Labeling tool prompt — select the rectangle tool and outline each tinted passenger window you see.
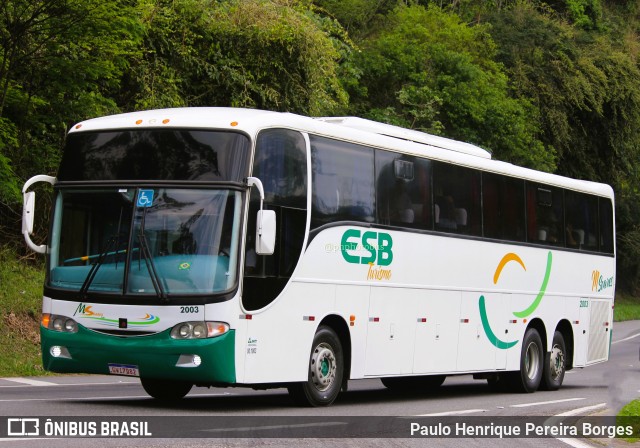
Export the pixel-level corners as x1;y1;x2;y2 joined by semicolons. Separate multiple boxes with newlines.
243;129;308;311
527;184;564;246
252;129;307;208
483;173;525;241
599;198;614;254
310;136;375;229
433;162;481;236
376;151;432;229
564;190;598;250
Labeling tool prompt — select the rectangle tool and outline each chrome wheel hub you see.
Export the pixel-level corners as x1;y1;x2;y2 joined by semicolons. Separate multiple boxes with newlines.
310;342;336;392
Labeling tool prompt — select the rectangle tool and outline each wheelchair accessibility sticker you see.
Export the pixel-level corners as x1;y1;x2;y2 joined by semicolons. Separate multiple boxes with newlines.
137;190;154;208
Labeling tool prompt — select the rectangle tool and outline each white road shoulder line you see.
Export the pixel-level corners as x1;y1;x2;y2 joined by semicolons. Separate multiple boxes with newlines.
416;409;486;417
556;403;607;417
511;397;585;408
2;378;59;387
554;403;608;448
556;438;599;448
612;332;640;344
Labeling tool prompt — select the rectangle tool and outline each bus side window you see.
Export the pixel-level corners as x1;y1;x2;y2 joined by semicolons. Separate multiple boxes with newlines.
310;136;375;228
375;151;431;229
482;173;525;242
599;198;614;254
527;183;564;246
565;190;598;250
433;162;481;236
242;129;308;311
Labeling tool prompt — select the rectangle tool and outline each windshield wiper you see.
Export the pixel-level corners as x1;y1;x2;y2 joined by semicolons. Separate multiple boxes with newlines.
137;207;168;303
79;206;126;298
79;236;117;299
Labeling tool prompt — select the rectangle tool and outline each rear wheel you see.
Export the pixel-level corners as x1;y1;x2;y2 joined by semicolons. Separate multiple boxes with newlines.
288;326;344;407
509;327;543;393
540;331;566;391
140;378;192;401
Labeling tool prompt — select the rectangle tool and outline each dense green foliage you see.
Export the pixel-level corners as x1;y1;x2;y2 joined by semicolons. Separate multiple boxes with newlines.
2;0;640;292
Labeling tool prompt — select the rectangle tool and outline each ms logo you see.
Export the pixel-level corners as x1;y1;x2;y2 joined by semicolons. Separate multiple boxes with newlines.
480;251;552;349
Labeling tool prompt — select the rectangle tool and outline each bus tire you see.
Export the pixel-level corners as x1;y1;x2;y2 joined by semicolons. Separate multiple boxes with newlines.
510;327;543;393
540;331;566;391
288;326;343;407
381;375;445;392
140;377;192;401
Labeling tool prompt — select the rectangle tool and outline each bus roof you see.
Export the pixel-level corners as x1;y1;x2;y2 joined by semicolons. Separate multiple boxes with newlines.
68;107;614;198
315;116;492;159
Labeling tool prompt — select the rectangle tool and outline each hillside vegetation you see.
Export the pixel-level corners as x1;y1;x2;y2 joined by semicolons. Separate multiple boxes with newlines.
1;1;640;376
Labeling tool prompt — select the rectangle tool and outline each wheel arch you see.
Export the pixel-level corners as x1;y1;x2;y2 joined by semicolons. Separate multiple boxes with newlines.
555;319;574;370
526;318;547;354
319;314;351;390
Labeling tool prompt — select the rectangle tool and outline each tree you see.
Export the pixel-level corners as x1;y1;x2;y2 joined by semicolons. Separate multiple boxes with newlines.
488;2;640;291
350;4;553;171
0;0;142;245
128;0;351;116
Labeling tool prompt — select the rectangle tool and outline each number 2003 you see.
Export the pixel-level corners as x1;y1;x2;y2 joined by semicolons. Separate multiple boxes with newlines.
180;306;200;314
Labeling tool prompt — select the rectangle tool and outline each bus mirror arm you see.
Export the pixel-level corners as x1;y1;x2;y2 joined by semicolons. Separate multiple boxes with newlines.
22;174;56;254
246;177;276;256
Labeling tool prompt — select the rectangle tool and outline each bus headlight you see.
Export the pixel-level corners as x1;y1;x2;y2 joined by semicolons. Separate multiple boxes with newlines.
42;314;78;333
170;321;230;340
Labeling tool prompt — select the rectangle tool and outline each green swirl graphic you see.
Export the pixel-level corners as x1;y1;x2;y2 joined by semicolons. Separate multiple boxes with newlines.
478;295;518;349
478;250;553;350
513;251;552;318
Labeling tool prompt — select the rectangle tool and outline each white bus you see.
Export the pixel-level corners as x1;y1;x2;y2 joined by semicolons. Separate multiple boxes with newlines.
22;108;615;406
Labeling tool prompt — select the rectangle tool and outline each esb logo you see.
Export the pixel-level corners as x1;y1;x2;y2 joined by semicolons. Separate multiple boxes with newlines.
340;229;393;266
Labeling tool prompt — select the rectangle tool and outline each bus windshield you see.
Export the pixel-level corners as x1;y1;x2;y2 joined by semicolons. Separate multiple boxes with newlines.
57;129;250;182
49;188;242;299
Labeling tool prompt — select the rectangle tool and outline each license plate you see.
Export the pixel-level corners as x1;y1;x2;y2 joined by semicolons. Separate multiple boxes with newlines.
108;363;140;377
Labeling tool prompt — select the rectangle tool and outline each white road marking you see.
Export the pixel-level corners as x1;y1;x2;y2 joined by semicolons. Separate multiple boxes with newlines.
204;422;347;433
556;437;599;448
612;332;640;344
0;392;231;402
511;397;585;408
416;409;486;416
1;378;59;387
0;379;138;388
553;403;608;448
555;403;607;417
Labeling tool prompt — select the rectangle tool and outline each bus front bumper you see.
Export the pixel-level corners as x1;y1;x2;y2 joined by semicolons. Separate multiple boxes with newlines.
41;325;236;384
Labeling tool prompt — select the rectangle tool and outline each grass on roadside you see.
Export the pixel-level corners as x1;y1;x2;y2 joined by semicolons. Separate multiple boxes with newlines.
0;247;46;377
618;399;640;442
614;293;640;322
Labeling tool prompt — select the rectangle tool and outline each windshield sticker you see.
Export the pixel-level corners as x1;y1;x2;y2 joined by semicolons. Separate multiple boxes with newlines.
136;189;154;208
178;262;191;270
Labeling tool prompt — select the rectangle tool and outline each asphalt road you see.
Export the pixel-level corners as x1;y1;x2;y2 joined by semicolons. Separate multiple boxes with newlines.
0;320;638;447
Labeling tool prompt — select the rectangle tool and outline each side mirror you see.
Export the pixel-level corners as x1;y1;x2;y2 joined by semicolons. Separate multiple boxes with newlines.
22;191;35;235
246;177;277;256
256;210;276;255
22;174;56;254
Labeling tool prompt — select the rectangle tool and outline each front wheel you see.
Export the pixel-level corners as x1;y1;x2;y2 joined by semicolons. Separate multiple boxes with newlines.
141;377;192;401
288;326;344;407
540;331;566;391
